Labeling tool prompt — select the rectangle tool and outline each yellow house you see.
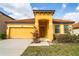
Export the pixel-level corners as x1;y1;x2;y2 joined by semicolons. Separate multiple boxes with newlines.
5;10;75;42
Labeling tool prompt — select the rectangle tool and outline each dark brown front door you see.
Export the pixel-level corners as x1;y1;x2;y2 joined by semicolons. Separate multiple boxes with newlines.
39;26;46;37
39;20;48;38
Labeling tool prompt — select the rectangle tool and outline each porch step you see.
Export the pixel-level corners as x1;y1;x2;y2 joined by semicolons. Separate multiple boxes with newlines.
39;38;48;41
30;41;50;46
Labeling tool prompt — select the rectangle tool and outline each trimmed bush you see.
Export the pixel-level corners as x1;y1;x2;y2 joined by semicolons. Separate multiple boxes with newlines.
76;34;79;42
54;34;78;43
0;32;6;39
71;34;77;43
53;26;79;43
53;34;56;40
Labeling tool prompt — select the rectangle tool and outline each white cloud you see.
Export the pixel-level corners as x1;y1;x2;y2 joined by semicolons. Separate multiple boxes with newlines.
62;4;67;8
63;12;79;22
33;7;39;10
63;5;79;22
76;5;79;11
60;4;67;12
0;3;34;19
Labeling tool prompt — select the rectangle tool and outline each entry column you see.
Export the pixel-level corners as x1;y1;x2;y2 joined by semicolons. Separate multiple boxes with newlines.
47;19;53;42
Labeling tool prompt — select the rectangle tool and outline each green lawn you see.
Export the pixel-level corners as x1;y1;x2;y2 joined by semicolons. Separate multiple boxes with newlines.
22;43;79;56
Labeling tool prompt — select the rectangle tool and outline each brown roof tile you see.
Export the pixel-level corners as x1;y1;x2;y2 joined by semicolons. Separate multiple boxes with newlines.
5;18;75;24
5;18;34;23
53;19;75;23
72;22;79;29
0;11;15;20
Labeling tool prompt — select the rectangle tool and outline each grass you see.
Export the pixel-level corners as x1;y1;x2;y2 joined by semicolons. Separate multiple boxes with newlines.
22;43;79;56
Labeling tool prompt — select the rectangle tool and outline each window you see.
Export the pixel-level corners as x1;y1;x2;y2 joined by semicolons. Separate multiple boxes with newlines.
55;25;60;33
64;25;69;33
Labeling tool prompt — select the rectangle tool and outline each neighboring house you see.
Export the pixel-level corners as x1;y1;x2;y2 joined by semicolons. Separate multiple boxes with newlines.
72;22;79;35
0;11;15;33
6;10;75;42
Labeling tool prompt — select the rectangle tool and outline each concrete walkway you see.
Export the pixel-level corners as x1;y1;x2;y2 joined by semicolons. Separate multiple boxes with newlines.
30;41;50;46
0;39;32;56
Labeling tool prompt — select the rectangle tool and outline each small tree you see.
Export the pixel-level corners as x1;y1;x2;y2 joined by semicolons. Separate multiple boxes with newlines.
32;26;41;43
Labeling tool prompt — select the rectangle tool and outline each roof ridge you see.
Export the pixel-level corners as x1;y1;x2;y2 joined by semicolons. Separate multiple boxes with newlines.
0;11;15;20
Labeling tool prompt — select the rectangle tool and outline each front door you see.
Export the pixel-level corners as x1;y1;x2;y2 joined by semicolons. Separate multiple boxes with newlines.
39;20;48;38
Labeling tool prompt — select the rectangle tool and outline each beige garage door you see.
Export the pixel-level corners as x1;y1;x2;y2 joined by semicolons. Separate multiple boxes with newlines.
9;27;33;39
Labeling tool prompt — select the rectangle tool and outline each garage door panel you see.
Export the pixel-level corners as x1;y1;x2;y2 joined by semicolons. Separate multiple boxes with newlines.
9;27;33;39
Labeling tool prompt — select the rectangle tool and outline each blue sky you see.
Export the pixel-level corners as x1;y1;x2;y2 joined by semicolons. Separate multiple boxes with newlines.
0;3;79;22
31;3;79;20
0;3;34;19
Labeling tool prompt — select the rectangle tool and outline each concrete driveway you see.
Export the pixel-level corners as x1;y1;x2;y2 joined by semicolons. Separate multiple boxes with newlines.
0;39;32;56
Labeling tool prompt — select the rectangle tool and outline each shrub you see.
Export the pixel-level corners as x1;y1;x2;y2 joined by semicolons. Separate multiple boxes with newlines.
54;34;77;43
54;34;65;43
76;34;79;42
71;34;77;43
53;26;78;43
32;30;40;43
32;26;41;43
53;34;56;40
77;34;79;38
0;32;6;39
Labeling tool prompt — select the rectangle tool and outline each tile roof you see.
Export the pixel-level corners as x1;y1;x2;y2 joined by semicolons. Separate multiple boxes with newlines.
72;22;79;29
5;18;75;24
0;11;15;20
5;18;34;23
53;19;75;23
